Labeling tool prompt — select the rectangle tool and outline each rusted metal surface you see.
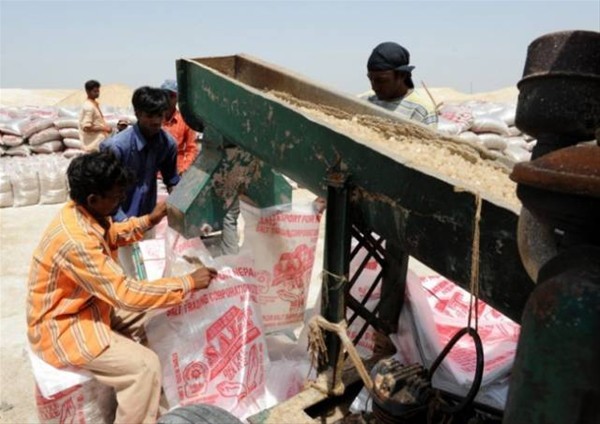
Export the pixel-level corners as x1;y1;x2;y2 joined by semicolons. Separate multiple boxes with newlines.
511;144;600;197
511;144;600;244
503;246;600;424
515;30;600;148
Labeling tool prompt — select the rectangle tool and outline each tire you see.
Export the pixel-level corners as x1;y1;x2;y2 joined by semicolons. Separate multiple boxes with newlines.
157;404;243;424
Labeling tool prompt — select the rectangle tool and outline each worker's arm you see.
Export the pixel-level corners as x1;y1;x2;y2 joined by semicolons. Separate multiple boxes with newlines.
161;133;181;191
180;127;199;173
80;104;111;133
107;202;167;248
60;237;216;312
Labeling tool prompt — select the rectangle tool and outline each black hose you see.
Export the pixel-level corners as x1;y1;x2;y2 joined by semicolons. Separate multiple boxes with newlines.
428;326;484;414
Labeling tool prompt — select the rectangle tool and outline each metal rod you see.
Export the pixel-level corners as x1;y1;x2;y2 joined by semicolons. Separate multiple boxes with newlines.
320;170;351;377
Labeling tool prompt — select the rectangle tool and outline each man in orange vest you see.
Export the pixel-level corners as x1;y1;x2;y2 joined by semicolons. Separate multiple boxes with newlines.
160;79;199;175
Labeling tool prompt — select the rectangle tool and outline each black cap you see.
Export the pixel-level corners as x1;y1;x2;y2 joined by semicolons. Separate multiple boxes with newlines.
367;42;415;73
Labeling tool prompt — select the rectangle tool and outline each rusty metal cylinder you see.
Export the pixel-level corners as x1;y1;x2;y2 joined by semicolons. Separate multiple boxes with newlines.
503;246;600;424
515;30;600;158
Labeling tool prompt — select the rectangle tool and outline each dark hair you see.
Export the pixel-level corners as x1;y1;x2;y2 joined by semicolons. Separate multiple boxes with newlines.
67;151;134;205
131;86;169;115
84;80;100;92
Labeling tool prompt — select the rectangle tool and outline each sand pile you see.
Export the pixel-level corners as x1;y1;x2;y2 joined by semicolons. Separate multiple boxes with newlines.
423;86;519;105
0;89;76;107
270;91;519;210
55;84;134;108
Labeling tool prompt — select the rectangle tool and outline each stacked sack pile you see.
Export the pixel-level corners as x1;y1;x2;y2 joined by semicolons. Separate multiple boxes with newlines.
437;100;534;164
0;105;135;208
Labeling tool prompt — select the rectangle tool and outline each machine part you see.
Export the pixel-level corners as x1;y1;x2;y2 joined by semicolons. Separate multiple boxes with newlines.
429;327;484;415
503;246;600;424
515;30;600;152
511;144;600;198
371;358;431;422
321;170;352;380
167;143;292;238
516;207;557;282
176;53;534;323
511;144;600;246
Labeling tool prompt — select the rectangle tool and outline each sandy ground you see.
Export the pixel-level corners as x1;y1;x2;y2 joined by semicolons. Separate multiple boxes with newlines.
0;202;63;424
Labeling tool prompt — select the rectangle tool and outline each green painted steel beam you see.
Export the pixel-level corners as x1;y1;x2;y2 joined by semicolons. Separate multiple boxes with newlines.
174;54;534;323
167;139;291;237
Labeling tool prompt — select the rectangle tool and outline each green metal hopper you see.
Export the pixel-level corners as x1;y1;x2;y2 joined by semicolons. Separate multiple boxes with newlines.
167;53;533;326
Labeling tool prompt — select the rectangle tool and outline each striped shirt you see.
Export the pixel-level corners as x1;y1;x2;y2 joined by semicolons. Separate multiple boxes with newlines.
362;89;438;127
27;201;194;368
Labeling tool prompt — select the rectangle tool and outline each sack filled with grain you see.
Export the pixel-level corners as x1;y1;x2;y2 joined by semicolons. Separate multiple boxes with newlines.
29;127;62;146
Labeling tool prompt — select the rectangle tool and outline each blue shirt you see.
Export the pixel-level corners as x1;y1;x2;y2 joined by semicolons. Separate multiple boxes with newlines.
100;124;180;221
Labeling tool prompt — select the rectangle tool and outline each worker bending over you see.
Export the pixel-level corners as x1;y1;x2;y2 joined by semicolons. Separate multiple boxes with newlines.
26;151;217;424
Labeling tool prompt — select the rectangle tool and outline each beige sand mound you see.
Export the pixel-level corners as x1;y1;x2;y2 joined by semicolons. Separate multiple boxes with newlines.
55;83;134;108
419;86;519;105
0;89;77;107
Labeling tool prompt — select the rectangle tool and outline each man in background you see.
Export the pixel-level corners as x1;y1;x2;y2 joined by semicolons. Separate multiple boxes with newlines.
160;79;199;175
101;86;180;276
79;80;112;151
362;42;438;127
26;151;216;424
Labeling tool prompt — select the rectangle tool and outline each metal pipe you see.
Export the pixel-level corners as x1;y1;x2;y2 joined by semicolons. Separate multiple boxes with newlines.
321;170;351;377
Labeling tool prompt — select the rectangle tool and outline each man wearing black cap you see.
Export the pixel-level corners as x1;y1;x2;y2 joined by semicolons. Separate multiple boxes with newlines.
362;42;438;127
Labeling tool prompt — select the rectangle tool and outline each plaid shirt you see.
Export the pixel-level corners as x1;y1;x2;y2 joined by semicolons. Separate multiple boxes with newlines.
27;201;193;367
362;89;439;127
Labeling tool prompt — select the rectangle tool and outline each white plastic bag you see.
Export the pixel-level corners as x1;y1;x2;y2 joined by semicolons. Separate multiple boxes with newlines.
390;272;520;409
146;254;269;418
240;201;321;332
39;158;67;204
35;382;116;424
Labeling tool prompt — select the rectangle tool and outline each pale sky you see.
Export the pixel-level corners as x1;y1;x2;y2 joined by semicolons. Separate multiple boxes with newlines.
1;0;598;95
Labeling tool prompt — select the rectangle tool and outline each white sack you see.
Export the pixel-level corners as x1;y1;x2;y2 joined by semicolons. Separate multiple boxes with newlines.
1;134;24;147
58;128;80;139
31;140;64;154
29;127;62;146
54;118;79;129
11;165;39;206
477;133;508;151
471;116;510;136
20;118;55;139
147;254;269;419
240;201;321;332
63;138;84;149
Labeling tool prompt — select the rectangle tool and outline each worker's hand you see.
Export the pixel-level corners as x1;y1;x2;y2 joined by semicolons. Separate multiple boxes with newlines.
190;266;218;290
104;125;113;133
313;196;326;215
148;201;167;227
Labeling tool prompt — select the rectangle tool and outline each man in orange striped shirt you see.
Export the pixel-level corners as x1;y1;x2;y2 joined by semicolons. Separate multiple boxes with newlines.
161;79;199;175
26;151;217;424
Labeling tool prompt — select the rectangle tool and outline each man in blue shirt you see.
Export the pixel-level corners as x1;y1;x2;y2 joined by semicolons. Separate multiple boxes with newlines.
101;86;180;222
101;86;180;277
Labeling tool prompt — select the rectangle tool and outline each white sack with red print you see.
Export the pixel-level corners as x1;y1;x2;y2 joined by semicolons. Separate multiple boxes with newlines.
390;272;520;409
145;255;268;419
240;201;321;333
35;382;116;424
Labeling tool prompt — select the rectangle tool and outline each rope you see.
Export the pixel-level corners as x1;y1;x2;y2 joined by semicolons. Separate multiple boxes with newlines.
467;194;482;331
320;269;348;309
